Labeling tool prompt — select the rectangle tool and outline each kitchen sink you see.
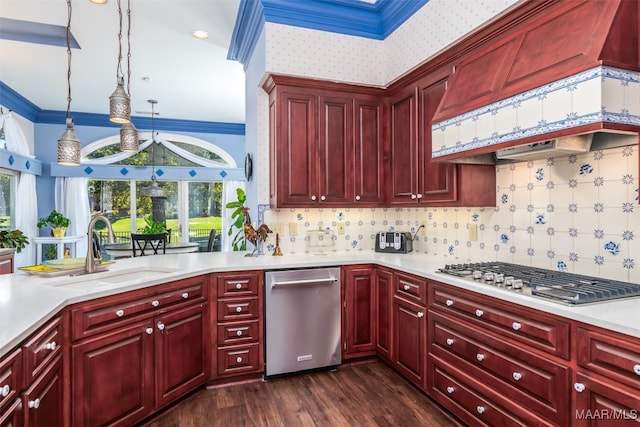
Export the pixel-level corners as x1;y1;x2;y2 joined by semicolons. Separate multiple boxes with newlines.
45;267;179;289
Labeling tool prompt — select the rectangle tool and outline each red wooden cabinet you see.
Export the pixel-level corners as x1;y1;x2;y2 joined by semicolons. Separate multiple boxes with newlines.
0;250;14;275
375;268;393;362
22;355;63;427
342;266;376;359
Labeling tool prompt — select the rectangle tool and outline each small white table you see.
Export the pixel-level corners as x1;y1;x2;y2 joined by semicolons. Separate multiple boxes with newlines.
32;235;84;264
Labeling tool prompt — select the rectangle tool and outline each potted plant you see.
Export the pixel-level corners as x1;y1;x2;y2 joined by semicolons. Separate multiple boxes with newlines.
141;215;167;235
37;210;71;237
0;228;29;254
225;188;246;251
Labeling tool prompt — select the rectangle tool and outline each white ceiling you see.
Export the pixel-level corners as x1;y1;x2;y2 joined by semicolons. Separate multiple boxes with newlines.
0;0;245;123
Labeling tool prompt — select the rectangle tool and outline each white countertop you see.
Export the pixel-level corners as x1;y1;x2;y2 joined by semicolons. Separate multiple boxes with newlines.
2;251;639;358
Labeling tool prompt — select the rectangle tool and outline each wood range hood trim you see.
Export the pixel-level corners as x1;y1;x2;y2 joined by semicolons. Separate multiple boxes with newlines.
429;0;640;160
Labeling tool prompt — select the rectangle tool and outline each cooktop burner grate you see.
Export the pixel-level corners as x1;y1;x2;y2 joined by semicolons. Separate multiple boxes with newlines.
438;262;640;304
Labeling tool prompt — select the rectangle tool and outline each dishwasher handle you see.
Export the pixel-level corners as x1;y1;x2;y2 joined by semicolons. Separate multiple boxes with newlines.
271;277;337;288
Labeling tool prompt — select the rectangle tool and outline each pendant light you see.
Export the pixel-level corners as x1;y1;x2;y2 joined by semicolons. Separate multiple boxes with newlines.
141;100;165;198
57;0;81;166
109;0;131;124
119;0;138;152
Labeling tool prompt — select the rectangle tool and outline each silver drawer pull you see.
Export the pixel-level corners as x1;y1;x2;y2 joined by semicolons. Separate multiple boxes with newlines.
235;306;242;313
445;299;453;307
45;341;57;351
446;386;454;394
633;364;640;376
28;398;40;409
236;330;243;336
512;322;522;331
476;353;485;362
116;309;124;317
417;312;424;318
512;372;522;381
145;328;153;335
476;406;485;414
157;322;165;331
475;309;484;317
446;338;454;346
151;300;159;307
574;382;585;393
182;292;189;299
403;284;410;291
235;283;242;290
236;356;243;363
355;195;361;201
1;385;10;397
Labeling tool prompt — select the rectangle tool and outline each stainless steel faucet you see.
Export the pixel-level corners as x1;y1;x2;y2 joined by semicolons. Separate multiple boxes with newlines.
85;214;115;274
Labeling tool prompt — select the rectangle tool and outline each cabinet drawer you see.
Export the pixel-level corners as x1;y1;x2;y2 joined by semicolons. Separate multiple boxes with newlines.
217;298;259;322
217;321;260;346
22;316;62;384
430;311;570;425
577;326;640;390
71;276;206;340
429;356;556;427
430;283;570;359
217;343;261;376
216;271;261;298
0;348;21;412
395;272;427;304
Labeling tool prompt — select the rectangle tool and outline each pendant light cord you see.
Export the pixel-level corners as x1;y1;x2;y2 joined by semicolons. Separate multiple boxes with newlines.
150;100;157;176
116;0;124;80
65;0;72;120
126;0;132;96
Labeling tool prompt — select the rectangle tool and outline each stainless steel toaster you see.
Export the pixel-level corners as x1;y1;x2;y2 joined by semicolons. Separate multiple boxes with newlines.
375;231;413;254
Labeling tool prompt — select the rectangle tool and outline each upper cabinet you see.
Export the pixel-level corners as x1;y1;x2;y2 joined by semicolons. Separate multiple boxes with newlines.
388;71;496;207
264;75;384;208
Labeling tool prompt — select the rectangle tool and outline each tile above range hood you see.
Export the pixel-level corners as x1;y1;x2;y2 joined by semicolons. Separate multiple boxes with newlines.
431;0;640;162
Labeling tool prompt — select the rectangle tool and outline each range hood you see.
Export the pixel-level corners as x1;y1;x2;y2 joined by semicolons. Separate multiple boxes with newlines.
431;0;640;162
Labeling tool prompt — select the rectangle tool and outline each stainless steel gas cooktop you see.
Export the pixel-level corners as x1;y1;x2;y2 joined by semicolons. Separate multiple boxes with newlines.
437;262;640;305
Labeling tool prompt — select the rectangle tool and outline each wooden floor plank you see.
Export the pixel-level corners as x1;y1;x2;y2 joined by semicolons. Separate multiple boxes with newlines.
141;361;457;427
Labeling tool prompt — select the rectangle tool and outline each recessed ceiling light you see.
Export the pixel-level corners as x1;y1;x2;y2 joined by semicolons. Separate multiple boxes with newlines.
191;29;209;40
89;0;108;4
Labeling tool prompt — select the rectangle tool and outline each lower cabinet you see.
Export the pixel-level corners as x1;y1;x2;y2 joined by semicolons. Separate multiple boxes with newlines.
343;266;376;359
22;355;64;427
375;268;393;362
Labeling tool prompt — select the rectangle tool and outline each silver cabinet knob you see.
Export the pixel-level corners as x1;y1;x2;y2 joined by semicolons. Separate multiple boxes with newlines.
311;195;317;201
236;330;243;336
411;194;417;200
417;312;424;318
446;338;454;346
416;193;423;199
45;341;57;351
145;328;153;335
28;398;40;409
574;383;585;393
235;306;242;313
446;386;454;394
1;384;10;397
355;195;361;201
157;322;165;331
633;364;640;376
476;353;485;362
512;322;522;331
116;309;124;317
236;356;243;363
512;372;522;381
403;284;410;291
320;195;326;201
151;300;159;307
475;309;484;317
445;299;454;307
182;292;189;299
235;283;242;290
476;406;485;414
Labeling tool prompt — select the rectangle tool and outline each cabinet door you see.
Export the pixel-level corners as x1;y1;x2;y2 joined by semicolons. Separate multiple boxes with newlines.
155;303;207;408
393;296;426;388
22;356;63;427
573;371;640;427
376;269;393;361
388;88;419;205
418;78;458;204
275;90;318;206
343;266;376;358
72;321;154;427
318;94;351;204
0;252;13;275
0;398;22;427
353;97;384;205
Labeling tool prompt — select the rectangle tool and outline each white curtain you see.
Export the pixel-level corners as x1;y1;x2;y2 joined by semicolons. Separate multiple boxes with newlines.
221;180;246;252
55;177;90;256
0;113;38;268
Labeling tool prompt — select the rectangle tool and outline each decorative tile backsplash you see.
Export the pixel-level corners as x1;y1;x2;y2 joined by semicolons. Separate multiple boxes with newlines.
261;145;639;284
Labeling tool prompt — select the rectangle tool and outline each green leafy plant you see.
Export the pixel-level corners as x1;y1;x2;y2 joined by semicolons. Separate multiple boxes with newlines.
141;215;167;235
37;210;71;229
0;229;29;253
225;188;246;251
44;244;57;260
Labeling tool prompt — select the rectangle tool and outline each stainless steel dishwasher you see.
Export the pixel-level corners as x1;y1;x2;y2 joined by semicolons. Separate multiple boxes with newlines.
265;267;341;377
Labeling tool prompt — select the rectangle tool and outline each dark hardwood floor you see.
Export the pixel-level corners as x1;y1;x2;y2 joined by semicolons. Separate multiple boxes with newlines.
141;361;458;427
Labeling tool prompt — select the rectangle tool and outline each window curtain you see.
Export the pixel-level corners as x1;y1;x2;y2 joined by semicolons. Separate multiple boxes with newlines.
221;180;246;252
55;177;90;256
0;112;37;268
